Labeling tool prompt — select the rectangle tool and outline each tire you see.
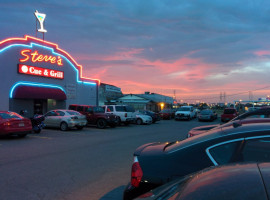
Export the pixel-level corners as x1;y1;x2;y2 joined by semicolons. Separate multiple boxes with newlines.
116;117;121;126
17;134;27;138
136;118;143;125
76;126;84;130
34;128;41;133
110;124;116;128
97;119;107;129
124;121;130;126
60;122;69;131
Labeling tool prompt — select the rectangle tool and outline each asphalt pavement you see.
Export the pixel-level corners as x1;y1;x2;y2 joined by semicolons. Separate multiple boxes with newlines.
0;118;219;200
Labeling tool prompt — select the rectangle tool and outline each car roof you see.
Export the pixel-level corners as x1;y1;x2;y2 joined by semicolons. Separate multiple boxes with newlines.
177;163;268;200
166;123;270;153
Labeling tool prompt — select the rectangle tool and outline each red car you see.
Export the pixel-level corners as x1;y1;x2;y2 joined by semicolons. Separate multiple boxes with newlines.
0;111;32;137
221;108;238;122
187;117;270;137
159;109;175;120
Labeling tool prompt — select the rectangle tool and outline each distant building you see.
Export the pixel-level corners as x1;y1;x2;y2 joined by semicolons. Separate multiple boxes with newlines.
111;92;174;112
98;83;123;105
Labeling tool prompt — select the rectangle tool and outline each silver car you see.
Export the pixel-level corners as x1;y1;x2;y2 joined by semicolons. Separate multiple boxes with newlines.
44;109;87;131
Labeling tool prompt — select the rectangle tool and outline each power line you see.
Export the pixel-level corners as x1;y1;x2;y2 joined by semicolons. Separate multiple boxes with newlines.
180;85;270;101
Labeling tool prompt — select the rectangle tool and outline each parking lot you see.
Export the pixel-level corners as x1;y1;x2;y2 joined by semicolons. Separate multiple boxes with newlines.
0;118;218;200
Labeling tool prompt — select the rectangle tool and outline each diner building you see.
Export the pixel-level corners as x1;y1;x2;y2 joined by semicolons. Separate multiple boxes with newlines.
0;35;99;117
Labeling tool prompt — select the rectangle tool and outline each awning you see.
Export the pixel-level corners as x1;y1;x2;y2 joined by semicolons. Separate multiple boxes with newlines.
12;85;67;100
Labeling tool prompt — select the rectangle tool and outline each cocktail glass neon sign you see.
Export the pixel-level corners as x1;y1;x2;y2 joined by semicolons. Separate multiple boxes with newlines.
34;10;47;33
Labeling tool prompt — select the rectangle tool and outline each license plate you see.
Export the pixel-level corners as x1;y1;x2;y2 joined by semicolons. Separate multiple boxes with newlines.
19;123;24;127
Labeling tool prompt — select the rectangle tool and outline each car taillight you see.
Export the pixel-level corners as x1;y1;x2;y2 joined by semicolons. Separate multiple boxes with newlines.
125;113;127;117
131;156;143;187
3;122;11;126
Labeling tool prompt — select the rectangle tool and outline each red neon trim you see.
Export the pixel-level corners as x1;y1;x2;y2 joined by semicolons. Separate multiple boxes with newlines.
0;35;100;85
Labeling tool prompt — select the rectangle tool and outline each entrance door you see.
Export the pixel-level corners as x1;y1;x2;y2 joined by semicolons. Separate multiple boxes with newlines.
34;100;45;115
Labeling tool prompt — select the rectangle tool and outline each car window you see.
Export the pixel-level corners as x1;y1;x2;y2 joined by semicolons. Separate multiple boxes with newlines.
93;106;105;113
56;111;65;116
87;107;93;112
77;106;84;112
242;137;270;162
45;111;57;117
116;106;125;112
66;111;81;115
0;112;23;119
178;107;191;111
224;109;236;114
125;106;135;112
107;106;114;112
69;105;76;110
208;141;241;165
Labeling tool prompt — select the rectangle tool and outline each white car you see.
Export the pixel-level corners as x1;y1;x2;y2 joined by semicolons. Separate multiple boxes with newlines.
175;106;196;120
133;111;152;125
103;105;136;125
44;109;87;131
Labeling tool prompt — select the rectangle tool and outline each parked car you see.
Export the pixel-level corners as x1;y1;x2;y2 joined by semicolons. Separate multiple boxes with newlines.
197;109;217;121
175;106;196;120
123;122;270;199
233;106;270;120
133;111;152;125
0;111;32;137
187;117;270;138
103;105;135;125
44;109;87;131
137;110;160;123
136;163;270;200
68;104;118;129
159;109;175;120
187;124;219;138
221;108;238;122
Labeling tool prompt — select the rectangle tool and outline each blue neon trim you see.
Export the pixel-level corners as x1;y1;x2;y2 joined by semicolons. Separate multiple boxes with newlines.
10;81;66;98
0;43;96;86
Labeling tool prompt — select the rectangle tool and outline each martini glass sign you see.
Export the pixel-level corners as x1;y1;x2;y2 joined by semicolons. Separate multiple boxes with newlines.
34;10;47;33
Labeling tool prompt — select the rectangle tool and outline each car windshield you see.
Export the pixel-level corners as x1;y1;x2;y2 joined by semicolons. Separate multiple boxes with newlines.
178;107;191;111
0;112;23;119
66;111;81;115
201;110;212;114
224;109;236;114
93;106;105;113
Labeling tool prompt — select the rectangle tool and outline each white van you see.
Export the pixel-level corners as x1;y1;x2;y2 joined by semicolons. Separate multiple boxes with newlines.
175;106;196;120
103;105;135;125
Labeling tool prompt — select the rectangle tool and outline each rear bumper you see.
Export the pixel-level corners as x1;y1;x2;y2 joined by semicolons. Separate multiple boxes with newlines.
123;182;158;200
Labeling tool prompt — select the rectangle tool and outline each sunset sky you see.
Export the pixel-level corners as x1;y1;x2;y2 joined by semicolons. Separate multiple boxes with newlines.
1;0;270;103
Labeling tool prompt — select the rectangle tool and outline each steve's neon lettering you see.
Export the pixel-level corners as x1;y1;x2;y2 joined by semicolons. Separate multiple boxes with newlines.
19;49;63;66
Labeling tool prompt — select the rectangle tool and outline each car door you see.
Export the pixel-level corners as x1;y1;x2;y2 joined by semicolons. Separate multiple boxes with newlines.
44;111;58;127
55;111;65;127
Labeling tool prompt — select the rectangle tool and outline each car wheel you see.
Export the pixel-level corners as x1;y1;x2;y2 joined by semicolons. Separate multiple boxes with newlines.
188;116;191;120
110;124;116;128
97;119;107;129
76;126;84;130
116;117;121;126
17;134;27;138
60;122;69;131
124;121;130;126
136;118;143;125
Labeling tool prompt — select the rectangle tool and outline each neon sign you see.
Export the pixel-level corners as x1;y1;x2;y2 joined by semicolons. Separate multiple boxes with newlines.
18;64;64;79
19;49;63;66
34;10;47;33
0;35;100;85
